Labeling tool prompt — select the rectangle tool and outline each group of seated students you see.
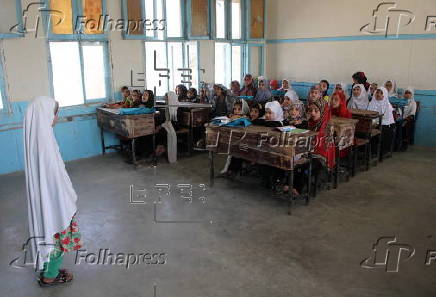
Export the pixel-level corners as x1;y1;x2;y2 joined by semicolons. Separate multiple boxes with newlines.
102;71;417;193
208;72;418;196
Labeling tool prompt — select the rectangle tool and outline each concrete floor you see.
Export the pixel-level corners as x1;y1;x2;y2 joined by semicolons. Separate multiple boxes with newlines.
1;147;436;297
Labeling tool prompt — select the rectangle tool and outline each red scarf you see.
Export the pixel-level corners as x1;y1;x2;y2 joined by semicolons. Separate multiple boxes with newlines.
331;91;352;119
308;99;336;169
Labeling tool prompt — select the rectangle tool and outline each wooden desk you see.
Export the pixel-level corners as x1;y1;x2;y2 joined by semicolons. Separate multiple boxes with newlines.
96;108;156;167
206;124;317;214
328;117;359;188
350;109;383;167
180;103;212;154
156;102;212;154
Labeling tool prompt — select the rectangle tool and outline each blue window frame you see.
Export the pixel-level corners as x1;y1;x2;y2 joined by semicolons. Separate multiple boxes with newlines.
48;40;111;106
0;47;8;111
0;0;24;39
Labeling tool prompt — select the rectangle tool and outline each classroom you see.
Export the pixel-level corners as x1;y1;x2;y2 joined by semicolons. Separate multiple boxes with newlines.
0;0;435;296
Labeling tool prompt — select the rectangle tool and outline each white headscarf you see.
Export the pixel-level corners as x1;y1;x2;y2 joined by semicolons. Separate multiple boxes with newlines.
403;87;417;118
167;91;179;121
24;96;78;270
348;84;369;110
163;91;178;163
385;80;398;97
336;83;348;93
367;87;395;125
265;101;284;122
284;90;299;102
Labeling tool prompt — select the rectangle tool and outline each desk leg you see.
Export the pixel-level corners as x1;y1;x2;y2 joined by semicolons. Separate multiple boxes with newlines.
378;130;383;163
100;127;106;155
287;170;294;215
189;126;193;156
378;117;383;163
152;131;157;167
209;151;215;187
306;155;312;205
334;147;339;189
131;138;137;167
347;148;352;181
352;146;357;177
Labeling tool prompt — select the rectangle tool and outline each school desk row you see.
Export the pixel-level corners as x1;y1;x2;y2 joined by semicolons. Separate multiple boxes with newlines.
96;104;384;214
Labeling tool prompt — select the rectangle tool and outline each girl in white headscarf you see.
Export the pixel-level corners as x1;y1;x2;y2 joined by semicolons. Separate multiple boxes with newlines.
264;101;284;126
385;80;398;98
347;84;369;110
24;96;81;286
282;90;305;122
334;83;348;94
401;87;418;150
367;87;395;155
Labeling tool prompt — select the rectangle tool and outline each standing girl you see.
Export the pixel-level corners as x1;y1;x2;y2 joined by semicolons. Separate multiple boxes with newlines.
24;96;82;286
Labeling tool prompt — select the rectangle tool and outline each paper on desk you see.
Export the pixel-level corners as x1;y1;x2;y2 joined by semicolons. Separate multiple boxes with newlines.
275;126;310;134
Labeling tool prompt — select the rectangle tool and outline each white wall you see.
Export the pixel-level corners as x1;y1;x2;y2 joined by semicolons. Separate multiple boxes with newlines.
265;0;436;89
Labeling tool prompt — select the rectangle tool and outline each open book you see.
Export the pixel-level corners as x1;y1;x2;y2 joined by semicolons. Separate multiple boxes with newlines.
275;126;310;134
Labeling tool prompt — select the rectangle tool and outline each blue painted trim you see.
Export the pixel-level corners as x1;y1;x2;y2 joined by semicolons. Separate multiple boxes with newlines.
0;47;10;113
0;0;24;39
267;34;436;44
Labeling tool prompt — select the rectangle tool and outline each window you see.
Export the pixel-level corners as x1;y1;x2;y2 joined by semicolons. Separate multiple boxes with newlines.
215;42;242;87
49;42;108;106
231;0;242;39
145;41;199;97
248;45;263;77
165;0;183;38
231;45;242;82
216;0;226;39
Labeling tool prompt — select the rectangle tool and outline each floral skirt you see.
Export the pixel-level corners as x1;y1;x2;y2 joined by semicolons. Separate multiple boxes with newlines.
51;215;83;257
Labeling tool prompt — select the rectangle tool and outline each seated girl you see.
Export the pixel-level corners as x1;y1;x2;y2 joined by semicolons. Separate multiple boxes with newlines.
230;81;241;97
254;77;272;103
176;84;189;102
263;101;284;127
368;83;378;101
347;84;369;110
249;102;265;125
130;90;142;107
307;85;322;104
229;100;250;120
199;87;210;104
282;91;305;122
285;104;307;128
331;91;352;118
334;83;348;94
104;86;132;108
139;90;154;108
385;80;398;98
319;79;330;101
211;84;234;118
401;87;417;150
330;91;352;158
187;88;198;103
279;79;291;92
367;87;395;156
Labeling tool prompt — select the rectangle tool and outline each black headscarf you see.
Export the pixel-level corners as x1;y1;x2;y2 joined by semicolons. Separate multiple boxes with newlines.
176;84;188;102
142;90;155;108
